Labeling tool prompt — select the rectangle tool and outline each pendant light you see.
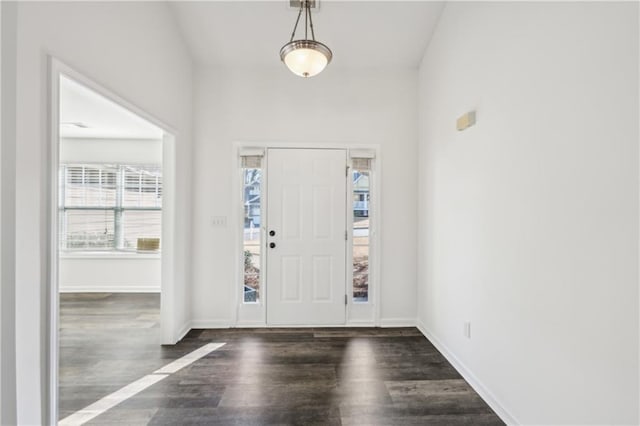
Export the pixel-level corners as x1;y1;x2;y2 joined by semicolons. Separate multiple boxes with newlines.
280;0;332;78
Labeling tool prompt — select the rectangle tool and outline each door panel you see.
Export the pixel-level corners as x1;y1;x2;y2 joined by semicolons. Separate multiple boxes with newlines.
311;255;335;302
281;256;302;302
267;149;347;325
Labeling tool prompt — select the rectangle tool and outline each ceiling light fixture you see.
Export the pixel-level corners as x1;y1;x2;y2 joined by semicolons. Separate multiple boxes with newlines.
280;0;332;78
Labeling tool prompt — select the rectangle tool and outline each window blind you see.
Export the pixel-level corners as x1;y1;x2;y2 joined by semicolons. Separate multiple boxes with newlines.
241;156;262;169
350;149;375;171
352;158;372;171
240;147;265;169
60;163;162;252
123;165;162;208
64;165;118;207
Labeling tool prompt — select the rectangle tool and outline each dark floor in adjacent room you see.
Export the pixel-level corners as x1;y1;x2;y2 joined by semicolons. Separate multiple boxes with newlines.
59;293;504;425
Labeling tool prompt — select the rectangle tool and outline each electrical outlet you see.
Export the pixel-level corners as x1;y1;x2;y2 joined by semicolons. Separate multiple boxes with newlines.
211;216;227;227
463;322;471;339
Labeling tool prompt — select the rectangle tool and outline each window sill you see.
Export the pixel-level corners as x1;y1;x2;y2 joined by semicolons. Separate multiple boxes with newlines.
60;251;161;260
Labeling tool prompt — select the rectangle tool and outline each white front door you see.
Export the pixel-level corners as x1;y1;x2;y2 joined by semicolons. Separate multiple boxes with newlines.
266;148;347;325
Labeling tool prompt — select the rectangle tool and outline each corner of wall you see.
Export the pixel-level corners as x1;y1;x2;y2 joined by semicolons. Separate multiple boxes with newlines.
415;320;518;425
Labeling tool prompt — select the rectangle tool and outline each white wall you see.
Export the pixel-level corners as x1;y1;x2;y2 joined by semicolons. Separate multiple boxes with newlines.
60;137;162;164
15;2;193;424
417;2;639;424
59;255;160;293
0;2;18;424
191;66;418;327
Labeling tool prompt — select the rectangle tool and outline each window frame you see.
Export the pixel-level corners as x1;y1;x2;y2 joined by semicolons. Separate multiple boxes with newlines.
59;163;162;254
240;166;264;304
350;166;373;305
238;150;266;306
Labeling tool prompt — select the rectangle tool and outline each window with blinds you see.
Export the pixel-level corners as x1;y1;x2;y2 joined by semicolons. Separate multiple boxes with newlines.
59;164;162;252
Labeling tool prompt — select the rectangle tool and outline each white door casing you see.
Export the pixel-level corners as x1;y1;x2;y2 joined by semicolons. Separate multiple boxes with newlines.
266;148;347;325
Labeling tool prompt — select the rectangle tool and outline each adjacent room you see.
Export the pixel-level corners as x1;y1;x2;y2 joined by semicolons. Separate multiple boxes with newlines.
56;75;167;420
0;1;638;425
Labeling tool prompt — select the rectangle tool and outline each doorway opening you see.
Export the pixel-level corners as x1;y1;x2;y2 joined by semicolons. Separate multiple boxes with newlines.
49;60;178;423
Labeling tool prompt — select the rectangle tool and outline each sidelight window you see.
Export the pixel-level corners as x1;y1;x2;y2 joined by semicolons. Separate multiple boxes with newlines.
241;154;263;303
352;157;372;303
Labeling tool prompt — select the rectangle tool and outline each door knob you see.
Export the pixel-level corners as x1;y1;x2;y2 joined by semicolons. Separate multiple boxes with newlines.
269;242;276;249
269;230;276;236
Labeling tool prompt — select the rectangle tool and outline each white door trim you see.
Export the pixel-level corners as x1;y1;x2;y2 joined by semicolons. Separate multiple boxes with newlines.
232;141;382;328
47;57;179;423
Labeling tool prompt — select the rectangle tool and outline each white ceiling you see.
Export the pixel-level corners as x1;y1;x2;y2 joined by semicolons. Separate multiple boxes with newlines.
170;1;445;69
60;2;443;139
60;76;163;139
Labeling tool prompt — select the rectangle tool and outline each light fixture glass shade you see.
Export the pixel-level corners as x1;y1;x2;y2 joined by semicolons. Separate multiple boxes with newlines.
280;40;332;78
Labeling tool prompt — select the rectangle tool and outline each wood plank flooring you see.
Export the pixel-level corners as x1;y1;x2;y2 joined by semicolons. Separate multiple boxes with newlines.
59;293;504;425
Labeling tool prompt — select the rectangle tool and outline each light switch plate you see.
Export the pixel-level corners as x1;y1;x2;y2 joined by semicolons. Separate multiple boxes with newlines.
212;216;227;227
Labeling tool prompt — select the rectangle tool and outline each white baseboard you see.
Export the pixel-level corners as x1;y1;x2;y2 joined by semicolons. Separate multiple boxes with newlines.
189;319;233;329
176;321;192;343
235;322;381;328
186;317;419;329
378;318;416;327
235;322;267;328
345;321;376;327
192;320;401;328
59;286;160;293
416;320;518;425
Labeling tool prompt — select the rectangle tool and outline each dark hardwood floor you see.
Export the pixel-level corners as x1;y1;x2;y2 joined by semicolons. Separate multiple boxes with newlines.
59;293;504;425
